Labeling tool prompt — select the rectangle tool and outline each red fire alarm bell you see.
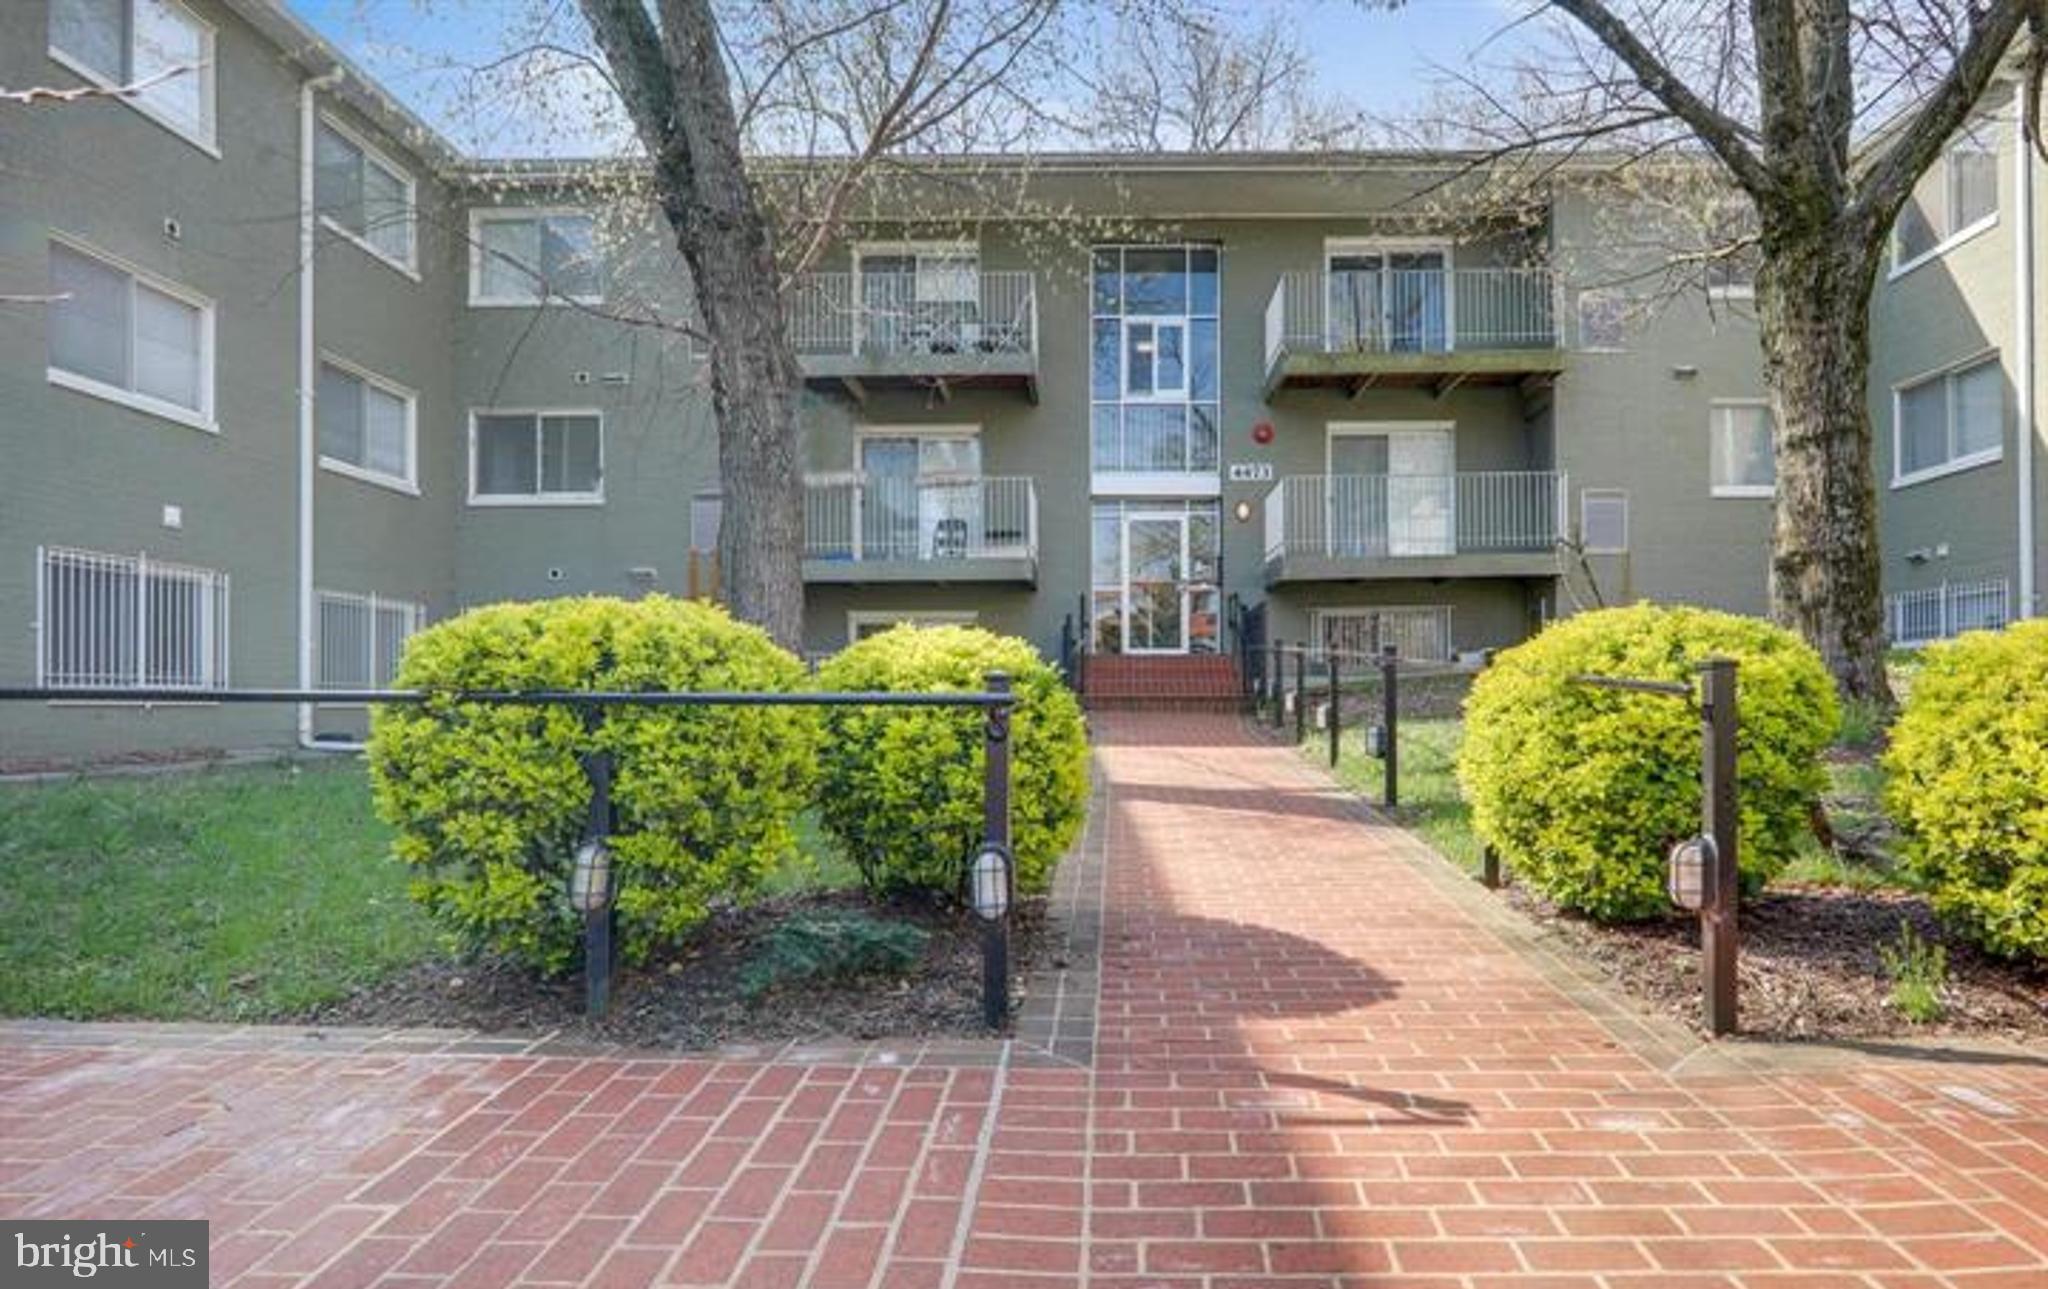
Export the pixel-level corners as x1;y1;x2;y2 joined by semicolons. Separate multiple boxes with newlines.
1252;420;1274;445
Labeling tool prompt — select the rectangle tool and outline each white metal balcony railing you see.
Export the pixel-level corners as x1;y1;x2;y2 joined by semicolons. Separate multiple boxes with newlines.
1263;472;1566;564
1886;577;2011;645
1263;268;1557;367
789;271;1037;359
804;476;1038;564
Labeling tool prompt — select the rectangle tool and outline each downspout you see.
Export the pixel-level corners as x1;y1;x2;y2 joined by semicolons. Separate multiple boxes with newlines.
2018;89;2038;620
299;68;345;748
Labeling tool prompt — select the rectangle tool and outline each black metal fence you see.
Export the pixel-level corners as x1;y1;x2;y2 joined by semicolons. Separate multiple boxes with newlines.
0;679;1021;1026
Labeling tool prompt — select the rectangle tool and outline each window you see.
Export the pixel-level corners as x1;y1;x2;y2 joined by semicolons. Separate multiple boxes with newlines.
1580;490;1629;553
1575;289;1628;351
1887;578;2010;645
49;0;215;150
471;210;602;305
1894;120;1999;270
47;238;213;429
1710;401;1775;497
470;411;603;503
1090;246;1220;474
847;610;977;643
1310;606;1453;663
1895;355;2003;485
37;545;229;690
318;359;415;490
852;243;987;353
317;590;425;690
316;119;415;272
1324;241;1451;352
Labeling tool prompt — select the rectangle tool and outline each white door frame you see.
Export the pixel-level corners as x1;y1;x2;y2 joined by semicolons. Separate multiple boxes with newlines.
1120;510;1190;655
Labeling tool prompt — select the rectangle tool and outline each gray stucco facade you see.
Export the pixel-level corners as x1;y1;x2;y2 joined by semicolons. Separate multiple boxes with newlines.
9;0;1992;769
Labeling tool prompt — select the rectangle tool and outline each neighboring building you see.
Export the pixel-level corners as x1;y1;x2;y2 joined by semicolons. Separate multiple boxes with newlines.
0;0;1837;768
1868;78;2041;645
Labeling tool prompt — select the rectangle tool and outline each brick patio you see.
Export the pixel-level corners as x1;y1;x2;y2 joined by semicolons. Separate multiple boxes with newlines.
4;711;2048;1287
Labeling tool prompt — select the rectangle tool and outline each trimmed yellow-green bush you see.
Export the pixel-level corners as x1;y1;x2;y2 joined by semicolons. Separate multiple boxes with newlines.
813;625;1087;899
1884;620;2048;960
367;596;817;973
1458;604;1838;922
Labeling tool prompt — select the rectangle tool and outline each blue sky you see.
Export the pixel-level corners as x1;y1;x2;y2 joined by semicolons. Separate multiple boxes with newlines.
292;0;1540;156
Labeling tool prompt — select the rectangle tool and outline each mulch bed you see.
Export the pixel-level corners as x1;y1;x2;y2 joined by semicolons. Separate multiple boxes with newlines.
1506;883;2048;1042
299;891;1049;1051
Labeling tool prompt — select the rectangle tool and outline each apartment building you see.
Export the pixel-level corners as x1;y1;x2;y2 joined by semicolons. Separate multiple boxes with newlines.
1869;79;2043;645
4;0;1795;766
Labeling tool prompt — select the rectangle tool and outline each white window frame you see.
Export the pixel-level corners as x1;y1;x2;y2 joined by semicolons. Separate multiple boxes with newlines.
467;207;604;307
847;609;977;644
1120;316;1192;402
1890;126;2001;279
47;0;219;156
1891;350;2006;488
1709;398;1775;499
1580;489;1630;554
467;408;606;506
46;232;217;433
318;353;419;494
316;114;419;278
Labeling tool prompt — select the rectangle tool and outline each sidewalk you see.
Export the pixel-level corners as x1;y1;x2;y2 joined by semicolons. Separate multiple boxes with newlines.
2;711;2045;1287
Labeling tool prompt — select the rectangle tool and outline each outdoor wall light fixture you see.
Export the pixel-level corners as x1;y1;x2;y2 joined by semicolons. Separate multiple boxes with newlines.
1233;499;1253;523
970;844;1012;921
570;837;613;913
1666;834;1717;912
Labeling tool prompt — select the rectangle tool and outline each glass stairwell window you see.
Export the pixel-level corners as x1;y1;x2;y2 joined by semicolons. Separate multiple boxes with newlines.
1091;246;1220;475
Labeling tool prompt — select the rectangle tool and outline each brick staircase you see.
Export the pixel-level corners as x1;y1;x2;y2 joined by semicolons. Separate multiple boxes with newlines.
1080;654;1245;711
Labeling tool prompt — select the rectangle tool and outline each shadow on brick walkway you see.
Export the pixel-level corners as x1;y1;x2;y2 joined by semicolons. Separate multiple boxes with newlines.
4;711;2047;1287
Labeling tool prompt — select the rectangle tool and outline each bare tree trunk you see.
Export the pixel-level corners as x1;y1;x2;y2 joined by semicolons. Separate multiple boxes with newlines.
582;0;806;650
1756;220;1895;706
651;148;806;650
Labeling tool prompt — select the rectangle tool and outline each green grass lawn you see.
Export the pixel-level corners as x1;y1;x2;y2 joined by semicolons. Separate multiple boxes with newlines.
0;760;433;1020
1321;718;1488;876
0;761;857;1021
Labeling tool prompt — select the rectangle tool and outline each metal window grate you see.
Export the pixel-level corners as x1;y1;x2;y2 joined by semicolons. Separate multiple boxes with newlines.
36;545;230;690
1309;605;1454;662
316;590;426;689
1886;577;2009;645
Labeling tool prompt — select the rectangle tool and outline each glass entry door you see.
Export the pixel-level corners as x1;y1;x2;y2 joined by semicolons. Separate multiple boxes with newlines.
1122;513;1188;654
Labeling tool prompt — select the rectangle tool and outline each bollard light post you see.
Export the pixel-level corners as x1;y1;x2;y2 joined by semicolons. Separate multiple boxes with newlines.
1293;643;1307;744
574;708;618;1019
977;671;1014;1029
1326;647;1342;768
1698;658;1740;1036
1380;644;1399;809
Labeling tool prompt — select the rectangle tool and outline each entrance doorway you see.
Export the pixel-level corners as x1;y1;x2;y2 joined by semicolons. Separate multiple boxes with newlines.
1116;510;1220;655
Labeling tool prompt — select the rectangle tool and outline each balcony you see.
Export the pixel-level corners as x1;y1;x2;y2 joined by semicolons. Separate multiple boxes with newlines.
1262;472;1565;583
1262;268;1564;397
803;476;1038;584
790;270;1039;402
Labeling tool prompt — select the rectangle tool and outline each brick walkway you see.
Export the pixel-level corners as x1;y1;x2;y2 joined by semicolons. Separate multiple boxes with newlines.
5;712;2048;1287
